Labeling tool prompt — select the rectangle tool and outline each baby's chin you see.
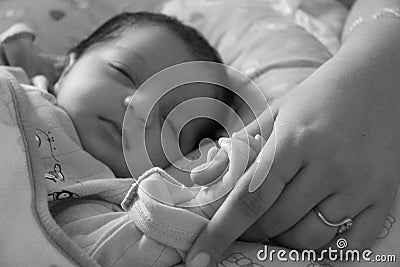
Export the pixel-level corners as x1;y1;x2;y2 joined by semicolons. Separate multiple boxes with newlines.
77;132;129;178
123;154;169;179
90;149;131;178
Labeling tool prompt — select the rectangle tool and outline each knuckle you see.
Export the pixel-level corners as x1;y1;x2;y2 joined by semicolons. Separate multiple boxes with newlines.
291;124;317;149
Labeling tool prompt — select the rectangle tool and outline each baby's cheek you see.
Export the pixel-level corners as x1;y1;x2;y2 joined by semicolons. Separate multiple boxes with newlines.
122;118;152;177
122;116;178;176
157;121;181;166
123;139;152;177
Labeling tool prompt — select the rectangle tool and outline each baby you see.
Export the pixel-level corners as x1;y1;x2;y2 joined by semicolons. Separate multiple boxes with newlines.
1;12;244;266
54;12;231;179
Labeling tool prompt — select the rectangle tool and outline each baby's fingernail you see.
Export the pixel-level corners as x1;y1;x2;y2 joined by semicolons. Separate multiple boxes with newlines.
188;252;210;267
255;134;266;146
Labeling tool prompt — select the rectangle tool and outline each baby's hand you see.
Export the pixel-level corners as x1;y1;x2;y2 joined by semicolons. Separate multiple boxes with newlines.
190;134;265;186
190;145;229;186
187;134;265;219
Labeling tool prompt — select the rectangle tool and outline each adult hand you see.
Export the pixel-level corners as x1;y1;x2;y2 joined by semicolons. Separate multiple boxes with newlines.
185;45;400;267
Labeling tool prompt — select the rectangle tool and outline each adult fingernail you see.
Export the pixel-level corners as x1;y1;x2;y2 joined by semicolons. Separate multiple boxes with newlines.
188;252;210;267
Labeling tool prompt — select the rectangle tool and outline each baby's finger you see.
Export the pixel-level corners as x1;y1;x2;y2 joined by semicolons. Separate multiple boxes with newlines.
31;75;49;92
191;133;264;186
233;133;264;154
206;146;218;162
191;149;229;185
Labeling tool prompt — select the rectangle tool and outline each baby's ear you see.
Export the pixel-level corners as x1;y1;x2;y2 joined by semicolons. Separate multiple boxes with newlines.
53;53;76;93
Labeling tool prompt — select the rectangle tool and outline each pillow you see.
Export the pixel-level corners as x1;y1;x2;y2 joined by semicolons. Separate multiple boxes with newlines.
0;0;167;55
162;0;347;130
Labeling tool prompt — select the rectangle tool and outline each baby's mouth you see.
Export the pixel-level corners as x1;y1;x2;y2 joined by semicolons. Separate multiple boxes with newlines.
113;120;123;135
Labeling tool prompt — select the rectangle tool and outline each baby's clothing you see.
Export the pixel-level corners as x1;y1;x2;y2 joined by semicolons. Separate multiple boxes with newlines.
52;136;257;267
5;69;175;266
0;61;259;266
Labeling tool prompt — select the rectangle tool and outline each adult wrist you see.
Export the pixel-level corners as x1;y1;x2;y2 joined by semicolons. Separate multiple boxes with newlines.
343;7;400;40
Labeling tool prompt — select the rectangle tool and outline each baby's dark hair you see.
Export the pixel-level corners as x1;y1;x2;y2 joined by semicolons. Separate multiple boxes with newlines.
69;12;222;64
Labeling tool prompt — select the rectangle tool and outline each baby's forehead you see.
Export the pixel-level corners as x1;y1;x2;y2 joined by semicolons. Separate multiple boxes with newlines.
116;26;196;64
118;25;187;48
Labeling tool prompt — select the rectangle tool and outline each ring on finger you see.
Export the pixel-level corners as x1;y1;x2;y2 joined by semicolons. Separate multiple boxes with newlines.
313;207;353;234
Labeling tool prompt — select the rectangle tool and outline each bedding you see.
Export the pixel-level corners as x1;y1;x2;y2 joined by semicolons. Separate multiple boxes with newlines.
162;0;347;131
0;68;97;267
1;0;400;266
0;0;166;54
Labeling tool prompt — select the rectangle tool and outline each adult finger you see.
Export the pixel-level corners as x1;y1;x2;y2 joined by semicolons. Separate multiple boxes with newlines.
241;164;333;241
270;207;337;250
270;184;379;250
316;204;390;266
237;100;277;138
270;193;365;250
326;203;392;251
185;128;303;267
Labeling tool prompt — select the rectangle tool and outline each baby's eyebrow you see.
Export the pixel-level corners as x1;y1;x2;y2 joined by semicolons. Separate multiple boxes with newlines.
132;52;148;64
129;52;148;66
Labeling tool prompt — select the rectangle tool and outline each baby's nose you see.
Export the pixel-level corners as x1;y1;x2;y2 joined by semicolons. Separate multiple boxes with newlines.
123;94;158;127
123;95;133;108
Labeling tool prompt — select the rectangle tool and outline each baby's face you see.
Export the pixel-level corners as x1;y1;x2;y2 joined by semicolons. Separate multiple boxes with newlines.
55;26;223;177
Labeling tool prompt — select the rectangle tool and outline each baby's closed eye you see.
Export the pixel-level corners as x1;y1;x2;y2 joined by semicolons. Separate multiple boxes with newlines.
108;61;137;87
